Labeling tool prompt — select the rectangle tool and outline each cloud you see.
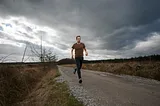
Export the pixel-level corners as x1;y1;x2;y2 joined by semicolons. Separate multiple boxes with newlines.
99;19;160;50
0;0;160;61
132;32;160;55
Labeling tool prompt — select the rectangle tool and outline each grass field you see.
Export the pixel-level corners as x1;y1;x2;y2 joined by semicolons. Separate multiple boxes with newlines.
62;61;160;81
0;63;83;106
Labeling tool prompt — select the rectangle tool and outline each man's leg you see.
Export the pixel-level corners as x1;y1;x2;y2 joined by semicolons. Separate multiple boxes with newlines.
79;57;83;69
76;57;83;83
78;57;83;83
74;58;78;74
73;67;77;74
75;57;81;79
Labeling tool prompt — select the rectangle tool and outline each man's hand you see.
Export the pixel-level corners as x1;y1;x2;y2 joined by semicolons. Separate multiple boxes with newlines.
84;48;88;56
85;52;88;56
71;55;74;59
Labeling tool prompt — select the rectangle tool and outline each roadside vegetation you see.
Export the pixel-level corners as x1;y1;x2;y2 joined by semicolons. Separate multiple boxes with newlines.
62;61;160;81
0;63;83;106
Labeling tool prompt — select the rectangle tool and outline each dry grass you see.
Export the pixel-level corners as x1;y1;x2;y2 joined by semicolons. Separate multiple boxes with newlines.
0;63;83;106
16;66;57;106
45;70;84;106
0;63;53;106
62;61;160;81
18;65;83;106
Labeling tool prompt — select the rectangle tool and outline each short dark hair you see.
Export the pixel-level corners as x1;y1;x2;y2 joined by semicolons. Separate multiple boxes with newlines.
76;35;81;39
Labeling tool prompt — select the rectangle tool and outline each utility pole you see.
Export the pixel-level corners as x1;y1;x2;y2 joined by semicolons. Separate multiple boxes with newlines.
41;34;43;62
22;44;27;62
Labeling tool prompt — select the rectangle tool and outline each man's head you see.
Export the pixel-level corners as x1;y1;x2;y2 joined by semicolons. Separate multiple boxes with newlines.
76;35;81;43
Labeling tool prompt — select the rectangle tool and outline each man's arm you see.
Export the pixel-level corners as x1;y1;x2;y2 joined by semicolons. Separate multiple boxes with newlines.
71;44;75;59
83;48;88;56
83;43;88;56
71;48;74;59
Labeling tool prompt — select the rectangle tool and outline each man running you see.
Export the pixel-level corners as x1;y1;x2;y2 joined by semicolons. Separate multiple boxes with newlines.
71;35;88;83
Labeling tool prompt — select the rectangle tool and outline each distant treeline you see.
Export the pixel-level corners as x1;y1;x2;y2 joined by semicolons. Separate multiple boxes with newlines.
57;54;160;65
0;61;57;65
83;54;160;63
2;54;159;65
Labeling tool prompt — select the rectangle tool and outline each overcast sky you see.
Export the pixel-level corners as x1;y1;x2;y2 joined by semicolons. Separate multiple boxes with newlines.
0;0;160;62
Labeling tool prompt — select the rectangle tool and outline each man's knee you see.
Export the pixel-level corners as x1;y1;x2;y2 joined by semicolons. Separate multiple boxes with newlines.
77;66;81;69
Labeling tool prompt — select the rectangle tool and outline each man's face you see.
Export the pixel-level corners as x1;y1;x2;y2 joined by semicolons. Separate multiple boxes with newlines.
76;37;81;42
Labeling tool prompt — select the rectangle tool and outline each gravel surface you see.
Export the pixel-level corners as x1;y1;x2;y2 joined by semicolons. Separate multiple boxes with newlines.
57;65;160;106
56;66;101;106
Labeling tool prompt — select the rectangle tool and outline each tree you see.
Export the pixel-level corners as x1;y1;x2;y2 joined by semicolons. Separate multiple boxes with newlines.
43;48;58;62
30;44;58;62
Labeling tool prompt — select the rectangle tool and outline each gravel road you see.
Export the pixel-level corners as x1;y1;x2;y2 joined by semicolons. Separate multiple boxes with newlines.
57;65;160;106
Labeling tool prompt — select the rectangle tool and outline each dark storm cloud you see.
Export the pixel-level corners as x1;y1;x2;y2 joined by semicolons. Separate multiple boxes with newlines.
1;0;160;33
130;0;160;26
100;19;160;50
27;0;44;3
0;0;160;60
1;0;160;27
